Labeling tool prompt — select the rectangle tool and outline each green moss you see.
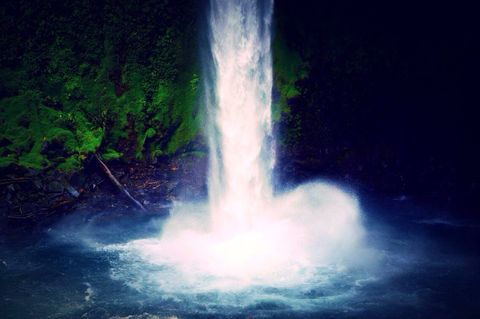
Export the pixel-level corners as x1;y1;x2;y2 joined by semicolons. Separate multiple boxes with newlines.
17;140;49;169
0;92;41;167
145;127;156;139
77;128;103;154
101;148;123;161
0;155;15;168
151;81;173;127
150;146;165;158
0;0;201;170
272;34;308;121
0;90;106;171
152;83;171;110
0;68;27;96
57;155;81;172
164;73;201;155
45;128;77;152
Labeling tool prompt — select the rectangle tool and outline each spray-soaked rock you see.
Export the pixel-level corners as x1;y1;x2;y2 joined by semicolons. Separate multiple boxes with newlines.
47;181;64;193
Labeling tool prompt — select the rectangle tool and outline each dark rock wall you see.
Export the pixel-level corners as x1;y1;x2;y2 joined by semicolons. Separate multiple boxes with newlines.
274;0;480;217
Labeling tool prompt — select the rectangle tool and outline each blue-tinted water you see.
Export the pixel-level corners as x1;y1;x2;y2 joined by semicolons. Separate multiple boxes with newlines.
1;195;479;319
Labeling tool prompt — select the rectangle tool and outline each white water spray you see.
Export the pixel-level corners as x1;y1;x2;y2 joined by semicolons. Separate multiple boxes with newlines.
103;0;368;295
207;0;274;233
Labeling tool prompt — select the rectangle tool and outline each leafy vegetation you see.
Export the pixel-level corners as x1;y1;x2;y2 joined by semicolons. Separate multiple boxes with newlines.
271;32;307;122
0;0;202;172
271;10;310;149
0;0;307;173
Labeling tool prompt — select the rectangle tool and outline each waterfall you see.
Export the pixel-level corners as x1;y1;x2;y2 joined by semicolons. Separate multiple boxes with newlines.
106;0;366;293
205;0;274;232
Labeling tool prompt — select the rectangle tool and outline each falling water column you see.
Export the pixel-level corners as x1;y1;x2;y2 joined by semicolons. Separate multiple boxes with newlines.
206;0;275;232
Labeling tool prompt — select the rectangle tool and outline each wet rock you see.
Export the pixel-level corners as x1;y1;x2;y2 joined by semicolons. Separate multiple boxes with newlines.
22;203;37;214
65;185;80;198
33;179;43;190
4;192;12;203
69;172;85;189
47;181;64;193
27;168;40;176
6;184;15;193
166;181;179;193
88;174;105;192
0;205;8;218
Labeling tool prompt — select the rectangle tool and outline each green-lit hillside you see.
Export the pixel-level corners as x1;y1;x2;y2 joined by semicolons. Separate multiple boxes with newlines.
0;0;304;173
0;0;204;171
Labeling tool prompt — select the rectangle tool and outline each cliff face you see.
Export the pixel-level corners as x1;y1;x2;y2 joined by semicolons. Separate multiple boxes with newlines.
273;0;479;216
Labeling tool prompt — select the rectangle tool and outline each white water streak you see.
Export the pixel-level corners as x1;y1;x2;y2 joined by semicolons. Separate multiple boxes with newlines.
206;0;274;232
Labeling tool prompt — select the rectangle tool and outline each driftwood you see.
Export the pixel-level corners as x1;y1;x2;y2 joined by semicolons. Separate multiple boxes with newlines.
94;154;146;211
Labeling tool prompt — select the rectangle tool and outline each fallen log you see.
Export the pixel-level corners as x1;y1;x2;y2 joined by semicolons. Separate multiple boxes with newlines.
94;154;147;211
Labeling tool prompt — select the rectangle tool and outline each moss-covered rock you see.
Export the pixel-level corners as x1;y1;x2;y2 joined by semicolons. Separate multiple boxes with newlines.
0;0;202;172
272;33;307;122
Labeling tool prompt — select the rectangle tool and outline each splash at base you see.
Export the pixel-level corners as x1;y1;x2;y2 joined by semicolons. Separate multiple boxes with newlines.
107;182;366;293
106;0;367;299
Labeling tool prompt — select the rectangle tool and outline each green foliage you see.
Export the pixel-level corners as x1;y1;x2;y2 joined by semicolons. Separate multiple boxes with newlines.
57;155;81;172
0;154;15;168
272;33;308;122
0;0;201;172
0;89;106;169
101;148;122;161
164;73;201;155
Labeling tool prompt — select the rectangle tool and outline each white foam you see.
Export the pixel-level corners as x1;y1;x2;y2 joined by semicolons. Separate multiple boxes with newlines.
105;182;366;293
